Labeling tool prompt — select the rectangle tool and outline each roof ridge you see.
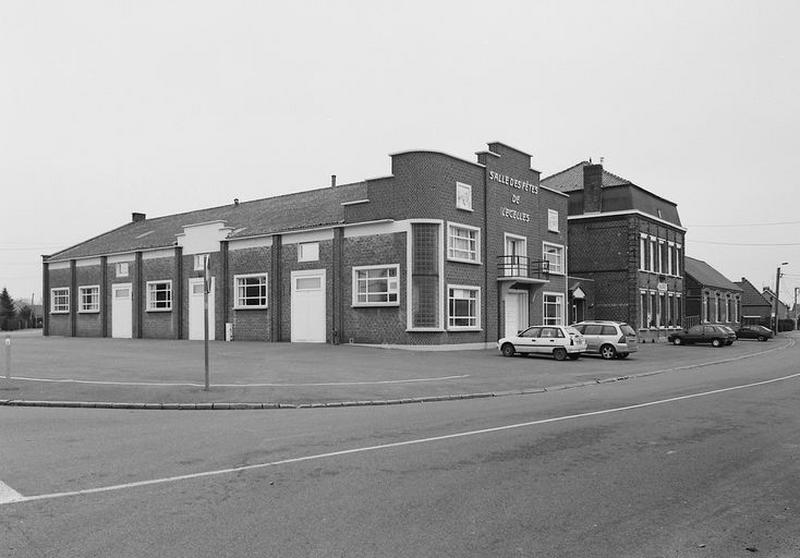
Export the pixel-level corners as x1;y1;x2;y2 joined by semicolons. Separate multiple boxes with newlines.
541;161;588;182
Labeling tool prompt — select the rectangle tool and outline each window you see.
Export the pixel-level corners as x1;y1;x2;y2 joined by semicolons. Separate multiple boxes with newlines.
115;262;129;277
659;241;667;273
543;293;564;325
234;273;268;309
447;223;480;263
674;246;681;277
298;242;319;262
542;242;564;275
649;238;656;272
448;286;480;329
649;292;657;327
640;291;648;328
547;209;559;232
659;293;667;326
194;254;209;271
640;236;647;271
146;280;172;311
353;265;399;306
79;285;100;313
51;287;69;313
456;182;473;211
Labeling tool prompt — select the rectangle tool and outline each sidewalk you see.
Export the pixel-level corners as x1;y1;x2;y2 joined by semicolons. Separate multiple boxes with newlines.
0;330;794;409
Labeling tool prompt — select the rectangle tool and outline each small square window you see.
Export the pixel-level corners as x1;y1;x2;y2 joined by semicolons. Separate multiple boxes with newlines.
353;265;400;307
194;254;209;272
448;286;480;329
447;223;480;263
298;242;319;262
456;182;473;211
234;273;268;309
79;286;100;313
542;242;564;275
115;262;129;277
146;281;172;311
50;287;70;313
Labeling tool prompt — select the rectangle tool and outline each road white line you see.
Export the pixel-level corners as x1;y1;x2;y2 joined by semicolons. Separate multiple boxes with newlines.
7;371;800;506
8;374;469;388
0;481;24;504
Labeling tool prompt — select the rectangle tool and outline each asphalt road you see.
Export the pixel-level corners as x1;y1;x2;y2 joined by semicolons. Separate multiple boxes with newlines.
2;338;799;557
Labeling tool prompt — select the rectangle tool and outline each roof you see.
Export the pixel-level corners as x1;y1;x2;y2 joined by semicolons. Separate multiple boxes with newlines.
733;277;772;308
47;182;368;261
541;161;630;192
684;257;742;292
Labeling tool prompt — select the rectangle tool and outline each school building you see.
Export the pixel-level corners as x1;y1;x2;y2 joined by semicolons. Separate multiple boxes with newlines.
42;142;571;348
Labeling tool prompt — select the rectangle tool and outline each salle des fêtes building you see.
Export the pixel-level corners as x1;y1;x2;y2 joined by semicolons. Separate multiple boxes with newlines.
43;142;574;348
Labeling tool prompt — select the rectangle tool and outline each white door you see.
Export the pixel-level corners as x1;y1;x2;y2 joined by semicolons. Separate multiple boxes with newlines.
111;283;133;339
504;291;529;339
291;270;326;343
189;277;215;341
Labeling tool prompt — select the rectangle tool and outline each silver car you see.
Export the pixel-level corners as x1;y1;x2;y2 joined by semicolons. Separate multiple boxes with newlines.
571;321;638;359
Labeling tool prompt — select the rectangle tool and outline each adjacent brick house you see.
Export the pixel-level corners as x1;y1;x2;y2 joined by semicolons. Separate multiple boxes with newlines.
733;277;773;326
683;256;742;327
43;142;569;348
541;162;685;339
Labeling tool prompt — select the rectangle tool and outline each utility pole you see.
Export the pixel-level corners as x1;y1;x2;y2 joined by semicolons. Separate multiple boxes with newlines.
773;262;788;333
203;254;211;391
795;287;799;329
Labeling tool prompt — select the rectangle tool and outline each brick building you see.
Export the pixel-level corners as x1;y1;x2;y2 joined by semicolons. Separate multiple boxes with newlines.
733;278;773;326
683;256;742;327
42;142;569;348
541;162;685;338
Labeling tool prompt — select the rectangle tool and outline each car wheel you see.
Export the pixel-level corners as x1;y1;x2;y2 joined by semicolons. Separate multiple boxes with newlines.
757;335;766;342
599;344;616;360
672;338;682;346
501;343;516;357
617;353;629;359
568;353;580;360
711;338;721;347
553;348;567;361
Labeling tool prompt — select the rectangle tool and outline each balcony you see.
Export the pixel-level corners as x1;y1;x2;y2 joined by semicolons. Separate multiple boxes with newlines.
497;256;550;283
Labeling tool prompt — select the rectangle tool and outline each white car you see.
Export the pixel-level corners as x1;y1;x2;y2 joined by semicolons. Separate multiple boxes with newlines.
497;325;587;361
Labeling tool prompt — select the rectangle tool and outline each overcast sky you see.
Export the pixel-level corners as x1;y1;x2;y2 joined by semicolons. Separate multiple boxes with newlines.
2;0;799;308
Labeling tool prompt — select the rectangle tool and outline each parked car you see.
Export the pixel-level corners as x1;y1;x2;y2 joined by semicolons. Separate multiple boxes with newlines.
668;324;737;347
735;324;774;341
498;325;587;361
570;320;639;359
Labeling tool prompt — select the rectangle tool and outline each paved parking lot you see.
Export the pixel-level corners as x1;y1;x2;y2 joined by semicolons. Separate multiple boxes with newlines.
0;330;794;407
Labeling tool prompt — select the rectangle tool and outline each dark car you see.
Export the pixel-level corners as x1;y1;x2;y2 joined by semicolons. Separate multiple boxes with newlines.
735;324;774;341
668;324;737;347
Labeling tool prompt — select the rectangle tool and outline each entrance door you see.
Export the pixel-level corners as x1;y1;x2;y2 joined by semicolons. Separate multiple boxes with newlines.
189;277;215;341
111;283;132;338
504;291;529;339
291;269;326;343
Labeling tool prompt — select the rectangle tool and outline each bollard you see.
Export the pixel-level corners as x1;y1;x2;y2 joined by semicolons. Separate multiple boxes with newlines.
4;335;10;380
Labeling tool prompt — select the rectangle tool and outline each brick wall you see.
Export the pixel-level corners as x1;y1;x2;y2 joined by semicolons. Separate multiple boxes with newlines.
142;256;177;339
75;264;103;337
47;268;71;336
228;247;271;341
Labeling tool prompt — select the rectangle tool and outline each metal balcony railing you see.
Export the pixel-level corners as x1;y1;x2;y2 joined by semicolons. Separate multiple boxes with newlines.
497;256;550;280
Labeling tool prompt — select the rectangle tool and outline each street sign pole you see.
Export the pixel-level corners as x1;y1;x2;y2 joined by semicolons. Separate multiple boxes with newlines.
204;255;210;391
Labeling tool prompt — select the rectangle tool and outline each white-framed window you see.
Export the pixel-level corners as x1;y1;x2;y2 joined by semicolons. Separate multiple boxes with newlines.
542;242;565;275
115;262;129;277
542;292;564;325
456;182;473;211
547;209;559;232
640;234;647;271
234;273;268;309
298;242;319;262
194;254;209;272
78;285;100;313
50;287;70;314
674;246;681;277
447;285;480;329
447;223;480;263
353;264;399;307
649;238;656;272
146;280;173;311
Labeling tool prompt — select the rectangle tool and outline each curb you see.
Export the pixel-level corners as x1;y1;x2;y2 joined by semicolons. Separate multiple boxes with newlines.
1;337;794;411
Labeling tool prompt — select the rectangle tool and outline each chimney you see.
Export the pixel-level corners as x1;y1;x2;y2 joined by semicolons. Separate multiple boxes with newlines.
331;174;337;188
582;163;603;213
233;198;240;206
132;212;146;223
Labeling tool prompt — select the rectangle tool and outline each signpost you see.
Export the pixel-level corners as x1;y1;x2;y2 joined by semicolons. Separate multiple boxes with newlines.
203;255;211;391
